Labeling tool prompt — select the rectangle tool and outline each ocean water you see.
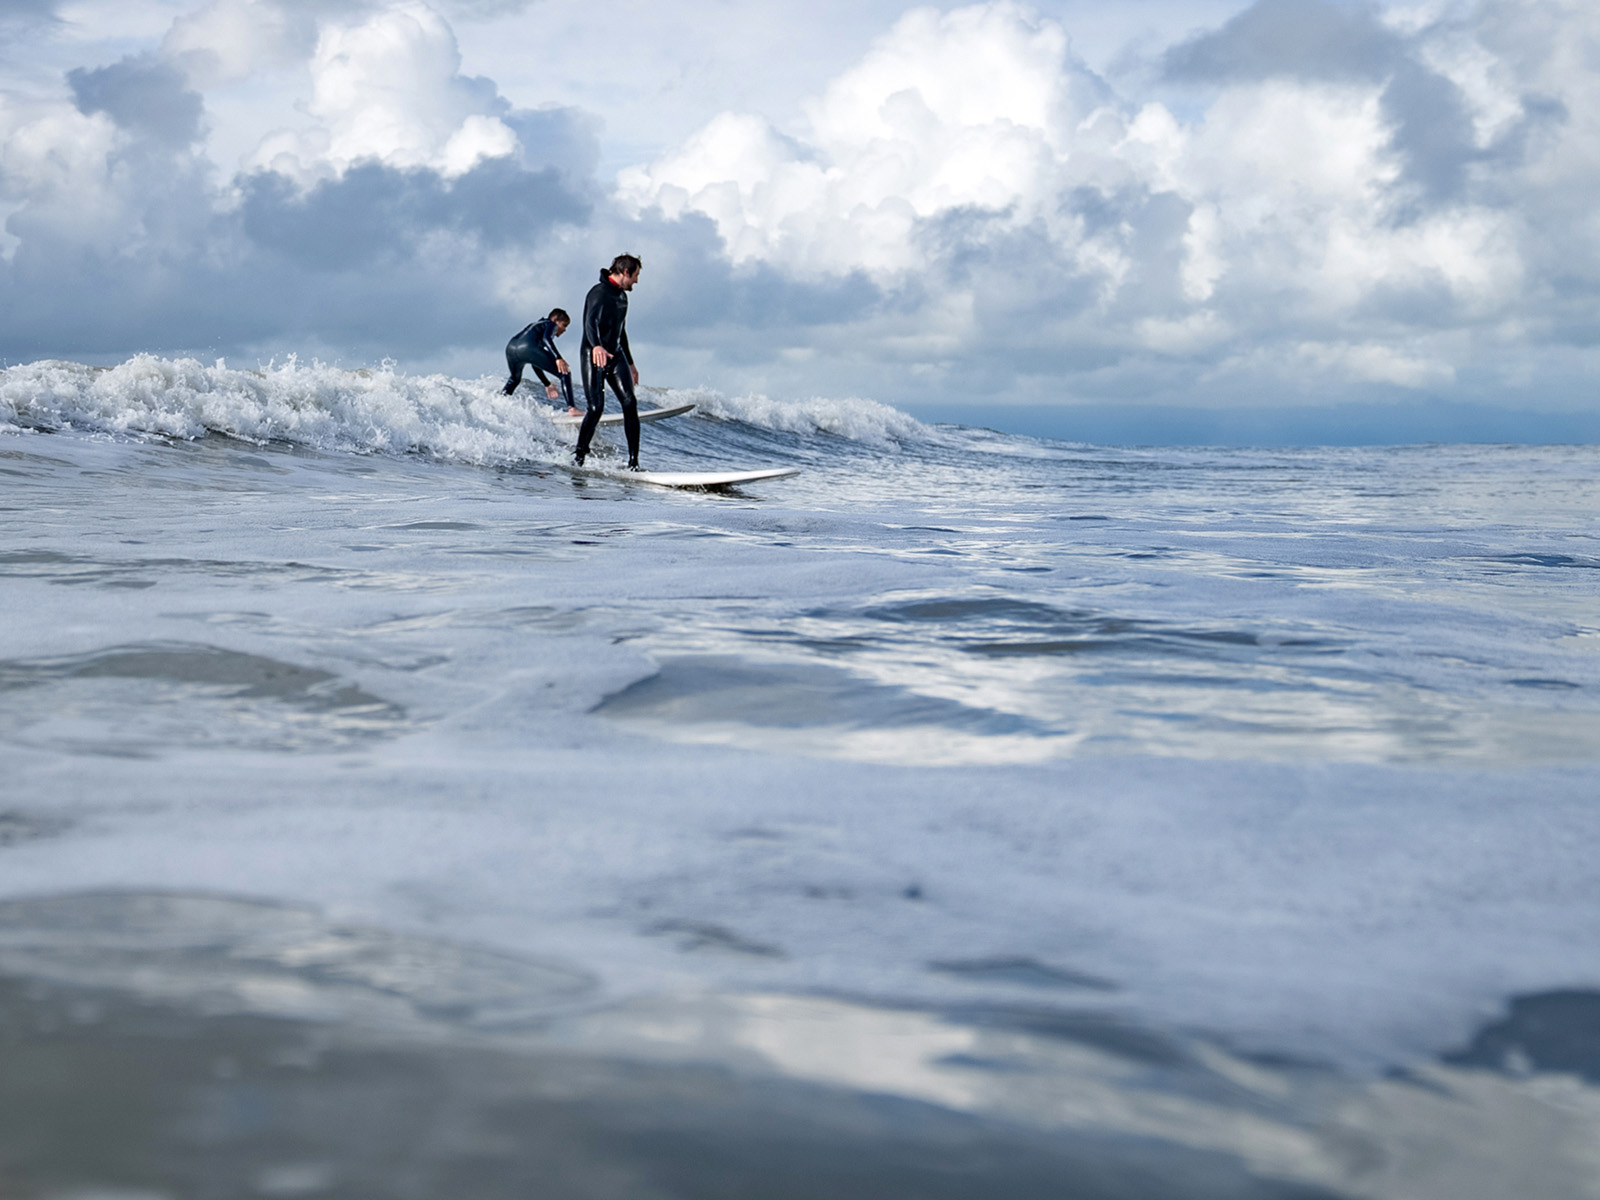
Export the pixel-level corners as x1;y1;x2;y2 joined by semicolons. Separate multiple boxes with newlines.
3;355;1600;1198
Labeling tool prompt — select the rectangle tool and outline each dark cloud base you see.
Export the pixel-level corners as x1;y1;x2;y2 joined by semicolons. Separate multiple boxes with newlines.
70;55;206;149
0;158;591;363
241;159;588;269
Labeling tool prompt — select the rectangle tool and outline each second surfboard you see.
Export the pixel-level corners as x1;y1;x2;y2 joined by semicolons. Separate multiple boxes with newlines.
550;403;696;428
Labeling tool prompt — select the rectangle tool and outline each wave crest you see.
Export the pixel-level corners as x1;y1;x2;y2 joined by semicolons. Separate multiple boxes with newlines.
0;356;567;465
665;387;925;445
1;356;928;463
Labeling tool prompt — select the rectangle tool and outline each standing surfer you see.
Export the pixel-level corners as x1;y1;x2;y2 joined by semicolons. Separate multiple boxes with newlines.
502;309;576;413
574;254;643;469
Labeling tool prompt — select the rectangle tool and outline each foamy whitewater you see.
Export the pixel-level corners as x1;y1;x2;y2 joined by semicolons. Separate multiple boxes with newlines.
4;356;1600;1195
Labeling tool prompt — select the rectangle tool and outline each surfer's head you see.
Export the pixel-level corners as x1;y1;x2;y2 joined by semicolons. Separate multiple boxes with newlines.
607;254;642;290
547;307;570;334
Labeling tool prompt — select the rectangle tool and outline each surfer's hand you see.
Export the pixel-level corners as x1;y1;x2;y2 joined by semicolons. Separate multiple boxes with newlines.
631;365;640;387
545;384;559;399
555;359;569;374
591;346;610;368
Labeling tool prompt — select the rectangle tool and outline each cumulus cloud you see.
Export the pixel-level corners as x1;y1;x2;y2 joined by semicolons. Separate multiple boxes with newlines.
0;99;124;257
617;0;1600;407
620;4;1117;277
0;0;597;367
162;0;319;87
248;2;519;181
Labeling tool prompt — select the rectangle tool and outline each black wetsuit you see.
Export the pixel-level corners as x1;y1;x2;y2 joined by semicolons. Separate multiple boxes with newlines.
502;318;574;408
574;272;639;466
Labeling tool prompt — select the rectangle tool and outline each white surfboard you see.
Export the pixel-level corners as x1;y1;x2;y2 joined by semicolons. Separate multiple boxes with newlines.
567;464;800;489
631;466;800;489
549;403;695;428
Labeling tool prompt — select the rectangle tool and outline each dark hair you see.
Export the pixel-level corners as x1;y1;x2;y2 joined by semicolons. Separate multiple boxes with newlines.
608;253;642;277
547;308;570;323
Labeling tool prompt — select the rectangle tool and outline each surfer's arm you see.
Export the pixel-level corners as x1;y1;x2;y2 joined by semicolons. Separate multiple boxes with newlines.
582;293;605;356
620;328;637;383
590;324;623;368
543;330;569;374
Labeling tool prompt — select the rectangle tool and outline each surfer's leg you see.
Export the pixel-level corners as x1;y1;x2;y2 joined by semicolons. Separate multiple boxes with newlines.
574;356;607;463
559;369;576;410
502;348;525;395
522;348;567;407
607;366;641;467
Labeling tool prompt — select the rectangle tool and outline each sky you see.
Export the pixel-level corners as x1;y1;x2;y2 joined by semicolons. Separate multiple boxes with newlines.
2;0;1598;442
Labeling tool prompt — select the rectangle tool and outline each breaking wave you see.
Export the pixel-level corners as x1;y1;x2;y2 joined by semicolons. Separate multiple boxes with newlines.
0;356;565;465
670;386;927;446
0;356;928;465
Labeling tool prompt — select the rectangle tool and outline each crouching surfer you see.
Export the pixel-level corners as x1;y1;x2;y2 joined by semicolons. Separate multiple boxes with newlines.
502;309;577;414
574;254;643;470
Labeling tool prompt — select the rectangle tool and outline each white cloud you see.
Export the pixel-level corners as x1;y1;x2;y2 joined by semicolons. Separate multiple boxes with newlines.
1176;79;1520;321
617;0;1599;395
0;0;596;371
247;1;518;181
619;3;1124;276
162;0;313;87
0;95;125;251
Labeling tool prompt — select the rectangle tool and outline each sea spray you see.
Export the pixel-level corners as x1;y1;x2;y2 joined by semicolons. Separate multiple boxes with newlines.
0;356;929;463
675;386;926;445
0;356;567;464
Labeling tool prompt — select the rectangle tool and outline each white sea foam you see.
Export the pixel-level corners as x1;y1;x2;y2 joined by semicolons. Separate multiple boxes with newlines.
0;357;928;462
0;356;566;465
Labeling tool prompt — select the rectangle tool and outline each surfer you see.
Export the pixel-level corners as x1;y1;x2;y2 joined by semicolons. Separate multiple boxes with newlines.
502;309;576;413
573;254;642;469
